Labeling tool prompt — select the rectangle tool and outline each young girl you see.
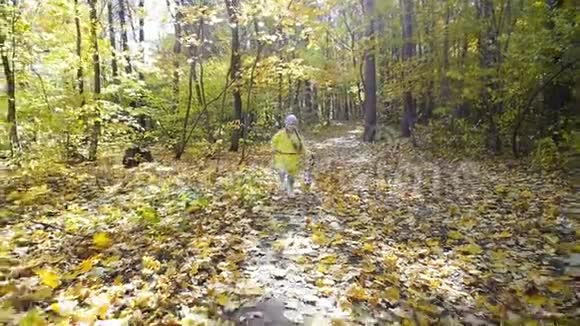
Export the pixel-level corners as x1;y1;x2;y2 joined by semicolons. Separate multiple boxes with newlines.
271;114;306;197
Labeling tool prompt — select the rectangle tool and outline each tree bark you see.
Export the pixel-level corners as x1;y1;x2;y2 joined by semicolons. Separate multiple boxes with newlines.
225;0;243;152
88;0;102;161
1;0;20;154
362;0;377;142
175;64;194;160
441;0;451;106
400;0;416;138
138;0;145;80
107;0;119;80
277;72;283;126
477;0;501;153
293;79;302;119
119;0;133;74
304;80;316;124
74;0;86;104
170;0;182;113
542;0;572;143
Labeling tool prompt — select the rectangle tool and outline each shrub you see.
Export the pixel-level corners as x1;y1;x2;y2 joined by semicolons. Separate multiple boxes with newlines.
532;137;562;171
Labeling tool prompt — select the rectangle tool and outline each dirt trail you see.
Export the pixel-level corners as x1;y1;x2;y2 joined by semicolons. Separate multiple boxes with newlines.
229;127;374;325
229;125;578;325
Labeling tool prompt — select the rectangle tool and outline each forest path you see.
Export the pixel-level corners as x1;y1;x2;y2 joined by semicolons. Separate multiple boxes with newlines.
228;126;382;324
229;124;578;325
1;125;578;325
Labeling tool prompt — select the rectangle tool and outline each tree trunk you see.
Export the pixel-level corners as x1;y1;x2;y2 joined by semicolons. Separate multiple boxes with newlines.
138;0;145;80
225;0;242;152
344;90;350;121
107;0;118;80
441;0;451;106
362;0;377;142
244;19;264;141
542;0;572;143
478;0;501;153
170;0;182;113
304;80;316;124
1;0;20;154
277;72;283;126
119;0;133;74
293;79;302;119
175;64;194;160
419;0;434;123
88;0;102;161
74;0;86;104
400;0;416;138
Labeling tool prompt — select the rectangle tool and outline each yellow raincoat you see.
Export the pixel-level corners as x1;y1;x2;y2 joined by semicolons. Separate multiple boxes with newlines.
271;129;305;177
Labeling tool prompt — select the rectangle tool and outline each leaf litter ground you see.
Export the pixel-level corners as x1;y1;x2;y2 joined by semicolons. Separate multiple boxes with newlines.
1;125;579;325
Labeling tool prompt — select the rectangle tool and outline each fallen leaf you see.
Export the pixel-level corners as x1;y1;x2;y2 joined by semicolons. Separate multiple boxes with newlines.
384;287;400;303
36;269;61;289
346;284;368;301
461;243;483;255
93;232;112;249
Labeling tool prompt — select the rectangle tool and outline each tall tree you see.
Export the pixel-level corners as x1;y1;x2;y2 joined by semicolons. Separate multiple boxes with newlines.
362;0;377;142
88;0;102;161
118;0;132;74
169;0;181;113
167;0;183;113
477;0;501;153
138;0;145;80
400;0;416;138
304;80;316;124
1;0;20;154
542;0;572;138
440;0;451;106
224;0;243;152
74;0;86;103
107;0;119;79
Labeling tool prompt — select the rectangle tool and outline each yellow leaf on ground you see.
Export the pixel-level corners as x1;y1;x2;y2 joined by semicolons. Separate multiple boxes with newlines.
89;293;110;319
384;287;400;303
547;280;565;294
142;256;161;272
312;230;327;245
544;234;559;245
18;308;47;326
320;254;337;265
362;242;374;253
429;278;442;289
525;294;546;307
416;301;442;315
317;263;329;274
93;232;112;249
36;269;61;289
448;230;462;240
461;243;483;255
77;257;97;273
383;254;398;268
216;292;230;306
113;275;123;286
190;262;200;276
294;256;308;264
498;230;512;238
338;296;352;311
272;240;286;253
426;239;439;247
346;284;368;301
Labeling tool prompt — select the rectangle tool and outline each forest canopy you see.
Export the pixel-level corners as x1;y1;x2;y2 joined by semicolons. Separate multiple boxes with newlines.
1;0;577;163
